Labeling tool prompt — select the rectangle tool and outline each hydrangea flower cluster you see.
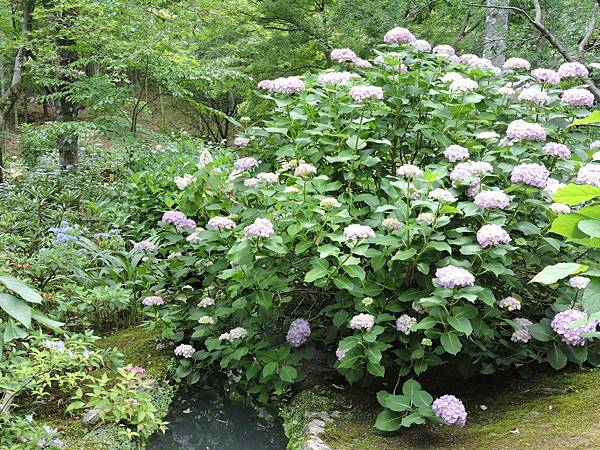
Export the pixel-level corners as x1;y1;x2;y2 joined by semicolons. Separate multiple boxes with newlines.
476;224;511;248
162;211;196;229
395;314;417;335
49;221;78;244
244;218;275;238
219;327;248;342
510;163;550;188
397;164;423;178
498;296;521;311
133;240;156;251
432;44;455;56
383;27;416;44
258;76;305;94
320;197;341;208
198;297;215;308
142;296;164;306
432;395;467;427
511;318;533;343
174;344;195;358
417;213;435;224
531;68;561;85
551;309;596;346
353;58;372;69
317;71;352;85
294;163;317;177
550;203;571;215
569;276;590;289
234;157;260;172
450;161;492;183
557;62;589;78
343;224;375;240
174;173;194;190
444;145;470;162
382;217;401;230
207;216;236;230
440;72;463;84
233;136;250;147
428;188;456;203
434;265;475;289
449;77;478;93
286;319;311;347
412;39;431;52
503;57;531;71
349;313;375;331
506;120;546;142
475;131;499;140
256;172;279;184
561;88;594;107
474;190;511;209
542;143;571;159
349;85;384;102
517;87;550;105
330;48;357;63
576;164;600;187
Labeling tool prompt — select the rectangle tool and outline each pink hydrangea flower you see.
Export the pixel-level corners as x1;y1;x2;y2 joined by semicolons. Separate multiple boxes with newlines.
432;395;467;427
510;163;550;188
435;265;475;289
576;164;600;187
349;85;384;102
503;57;531;71
531;68;561;85
331;48;357;63
444;145;470;162
244;218;275;238
558;62;589;78
506;120;546;142
294;163;317;177
543;143;571;159
428;188;457;203
317;71;352;85
561;88;594;107
412;39;431;52
162;211;196;229
354;58;372;68
511;318;533;343
174;344;195;358
207;216;236;230
233;137;249;147
134;240;156;251
569;276;590;289
432;45;456;56
384;27;416;44
551;309;596;346
474;190;511;209
517;87;550;105
349;313;375;331
234;157;259;172
343;224;375;240
476;224;511;248
142;296;164;306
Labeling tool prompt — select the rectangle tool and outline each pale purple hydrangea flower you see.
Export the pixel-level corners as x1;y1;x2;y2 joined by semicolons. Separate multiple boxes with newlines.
256;172;279;184
234;157;260;172
174;344;195;358
517;87;550;105
261;77;305;94
543;178;565;196
449;78;478;93
543;143;571;159
343;224;376;240
384;27;416;44
450;161;492;183
511;318;533;343
444;145;470;162
428;188;457;203
550;203;571;215
503;57;531;71
498;86;516;96
162;211;196;229
558;62;589;78
440;72;464;84
531;68;561;85
412;39;431;52
134;240;156;251
432;45;456;56
382;217;401;230
396;314;417;335
350;313;375;331
432;395;467;427
474;190;511;209
396;164;423;178
569;276;590;289
354;58;372;68
506;120;546;142
294;163;317;177
207;216;236;230
476;224;511;248
498;296;521;311
286;319;311;347
142;296;164;306
551;309;596;346
591;140;600;149
349;85;384;102
576;164;600;187
435;265;475;289
561;88;594;107
244;218;275;238
317;71;352;85
233;137;249;147
336;348;346;361
510;163;550;188
475;131;500;141
461;55;494;70
244;177;259;188
331;48;357;63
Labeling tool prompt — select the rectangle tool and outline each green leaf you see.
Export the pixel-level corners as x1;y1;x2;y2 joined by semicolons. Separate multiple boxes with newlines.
568;110;600;127
553;184;600;205
367;360;385;377
528;322;553;342
402;379;422;400
279;365;297;383
342;264;366;280
377;391;411;412
31;311;63;330
0;276;42;304
262;362;278;378
0;294;32;327
304;267;328;283
391;248;417;261
531;263;587;284
447;316;472;336
578;219;600;238
582;278;600;315
547;345;567;370
550;213;588;239
440;332;462;355
411;390;433;408
374;409;404;431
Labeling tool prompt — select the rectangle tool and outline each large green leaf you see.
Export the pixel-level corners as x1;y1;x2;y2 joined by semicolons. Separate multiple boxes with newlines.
578;219;600;238
0;294;32;327
531;263;587;285
374;409;404;431
568;110;600;128
0;276;42;304
553;184;600;205
440;331;462;355
447;316;472;336
401;379;422;400
547;345;567;370
582;278;600;315
279;365;297;383
377;391;411;412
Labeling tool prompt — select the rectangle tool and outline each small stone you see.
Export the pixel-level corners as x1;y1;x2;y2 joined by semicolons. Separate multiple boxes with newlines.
81;408;103;426
510;428;520;434
479;404;488;411
304;419;326;435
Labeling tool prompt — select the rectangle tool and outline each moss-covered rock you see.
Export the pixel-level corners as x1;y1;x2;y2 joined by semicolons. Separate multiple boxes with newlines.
283;367;600;449
43;327;175;450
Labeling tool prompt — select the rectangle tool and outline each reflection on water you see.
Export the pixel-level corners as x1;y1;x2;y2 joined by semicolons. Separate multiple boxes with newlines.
148;387;287;450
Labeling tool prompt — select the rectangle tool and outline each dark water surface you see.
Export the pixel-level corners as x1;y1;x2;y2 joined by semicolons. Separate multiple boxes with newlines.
148;387;287;450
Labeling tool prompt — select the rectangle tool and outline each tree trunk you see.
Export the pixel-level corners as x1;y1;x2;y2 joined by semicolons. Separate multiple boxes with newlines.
483;0;509;66
55;99;79;167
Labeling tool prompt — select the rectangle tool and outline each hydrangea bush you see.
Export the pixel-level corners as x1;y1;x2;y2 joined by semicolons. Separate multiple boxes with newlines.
142;28;600;429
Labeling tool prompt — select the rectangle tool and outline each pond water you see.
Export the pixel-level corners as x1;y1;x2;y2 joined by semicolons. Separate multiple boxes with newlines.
148;386;288;450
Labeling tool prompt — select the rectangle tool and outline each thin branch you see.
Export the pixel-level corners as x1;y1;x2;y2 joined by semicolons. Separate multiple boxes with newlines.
533;0;542;23
578;3;599;63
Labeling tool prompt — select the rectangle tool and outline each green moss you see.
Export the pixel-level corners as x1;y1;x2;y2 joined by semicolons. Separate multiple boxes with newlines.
285;368;600;449
43;327;176;450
